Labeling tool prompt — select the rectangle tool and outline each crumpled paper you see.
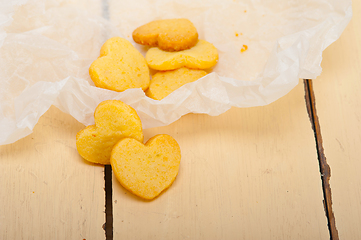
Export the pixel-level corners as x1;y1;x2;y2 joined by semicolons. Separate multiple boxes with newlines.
0;0;352;145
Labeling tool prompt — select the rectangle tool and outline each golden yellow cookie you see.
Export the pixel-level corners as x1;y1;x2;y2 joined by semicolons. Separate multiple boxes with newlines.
110;134;181;200
89;37;150;92
146;40;218;71
146;67;207;100
132;18;198;52
76;100;143;165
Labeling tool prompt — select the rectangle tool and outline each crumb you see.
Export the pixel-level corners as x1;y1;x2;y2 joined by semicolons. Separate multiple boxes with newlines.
241;45;248;53
244;10;247;13
235;32;239;37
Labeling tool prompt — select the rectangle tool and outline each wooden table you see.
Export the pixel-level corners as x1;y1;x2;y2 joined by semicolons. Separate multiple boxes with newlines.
1;1;360;239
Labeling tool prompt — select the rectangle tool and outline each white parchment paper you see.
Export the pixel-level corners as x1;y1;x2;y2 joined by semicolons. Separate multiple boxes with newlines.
0;0;352;145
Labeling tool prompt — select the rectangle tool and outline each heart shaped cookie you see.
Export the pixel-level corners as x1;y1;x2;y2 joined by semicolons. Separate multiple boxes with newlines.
89;37;150;92
145;39;218;71
146;67;208;100
76;100;143;165
132;18;198;52
110;134;181;200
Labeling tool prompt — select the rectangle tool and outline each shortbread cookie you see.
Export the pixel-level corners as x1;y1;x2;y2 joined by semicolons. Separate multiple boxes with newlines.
89;37;150;92
146;67;207;100
146;40;218;71
76;100;144;165
110;134;181;200
132;18;198;52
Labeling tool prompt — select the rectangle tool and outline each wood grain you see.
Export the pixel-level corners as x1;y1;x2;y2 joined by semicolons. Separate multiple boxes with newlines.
312;1;361;239
0;106;106;240
112;81;329;239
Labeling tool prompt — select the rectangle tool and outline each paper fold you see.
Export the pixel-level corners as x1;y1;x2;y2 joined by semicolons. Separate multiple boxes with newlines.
0;0;352;145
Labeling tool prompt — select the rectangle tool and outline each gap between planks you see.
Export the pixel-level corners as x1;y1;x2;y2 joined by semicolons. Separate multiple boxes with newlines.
104;165;113;240
303;79;339;240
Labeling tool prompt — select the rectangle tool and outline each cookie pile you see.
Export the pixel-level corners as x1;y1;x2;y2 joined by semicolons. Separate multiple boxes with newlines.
81;19;218;200
76;100;181;200
89;18;218;100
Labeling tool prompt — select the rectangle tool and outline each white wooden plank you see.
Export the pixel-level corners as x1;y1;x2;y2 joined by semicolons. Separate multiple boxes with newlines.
312;1;361;238
0;106;106;240
112;82;329;239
